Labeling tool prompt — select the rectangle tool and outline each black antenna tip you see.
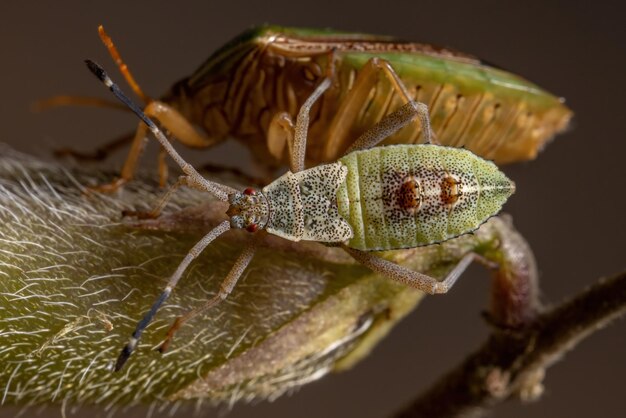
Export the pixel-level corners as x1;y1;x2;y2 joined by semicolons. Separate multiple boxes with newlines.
114;344;132;372
85;59;106;82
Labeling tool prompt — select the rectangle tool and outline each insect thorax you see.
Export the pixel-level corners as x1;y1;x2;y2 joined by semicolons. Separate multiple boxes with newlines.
262;163;353;242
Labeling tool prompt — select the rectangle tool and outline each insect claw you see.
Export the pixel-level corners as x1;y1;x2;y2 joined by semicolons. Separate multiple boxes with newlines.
157;317;182;354
89;177;128;194
473;253;500;270
156;341;169;354
156;333;172;353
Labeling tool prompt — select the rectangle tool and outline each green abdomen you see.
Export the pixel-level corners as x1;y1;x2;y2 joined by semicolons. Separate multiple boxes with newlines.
337;145;514;251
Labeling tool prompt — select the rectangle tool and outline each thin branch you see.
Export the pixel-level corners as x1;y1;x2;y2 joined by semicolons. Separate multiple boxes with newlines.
394;270;626;418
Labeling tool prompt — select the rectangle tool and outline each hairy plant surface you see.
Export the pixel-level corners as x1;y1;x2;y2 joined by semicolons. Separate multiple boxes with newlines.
0;147;532;411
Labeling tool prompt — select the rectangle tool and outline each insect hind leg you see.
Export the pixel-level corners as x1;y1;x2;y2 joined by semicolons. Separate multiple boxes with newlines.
341;246;481;295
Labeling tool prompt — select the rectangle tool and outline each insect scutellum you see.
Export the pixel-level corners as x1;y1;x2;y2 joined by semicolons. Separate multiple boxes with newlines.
85;59;515;372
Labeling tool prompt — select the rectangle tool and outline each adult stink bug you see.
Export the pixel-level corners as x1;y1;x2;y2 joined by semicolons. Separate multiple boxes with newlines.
54;25;567;192
85;59;514;371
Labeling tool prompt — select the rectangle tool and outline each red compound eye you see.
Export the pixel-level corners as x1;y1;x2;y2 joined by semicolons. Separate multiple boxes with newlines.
246;223;258;233
243;187;256;195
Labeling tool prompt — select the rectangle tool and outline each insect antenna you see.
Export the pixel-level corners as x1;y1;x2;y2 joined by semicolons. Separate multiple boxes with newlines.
84;59;236;201
84;60;240;370
115;220;231;371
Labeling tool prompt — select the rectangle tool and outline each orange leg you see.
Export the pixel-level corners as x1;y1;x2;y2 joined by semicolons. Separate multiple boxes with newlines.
98;25;151;104
33;95;130;112
91;100;221;193
36;25;151;111
267;57;433;165
267;112;294;162
90;26;227;191
44;26;224;191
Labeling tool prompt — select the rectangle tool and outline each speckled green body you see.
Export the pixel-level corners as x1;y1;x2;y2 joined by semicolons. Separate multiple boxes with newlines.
261;144;514;251
337;144;514;250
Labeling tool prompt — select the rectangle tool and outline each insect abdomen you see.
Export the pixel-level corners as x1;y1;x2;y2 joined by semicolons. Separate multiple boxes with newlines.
336;145;514;251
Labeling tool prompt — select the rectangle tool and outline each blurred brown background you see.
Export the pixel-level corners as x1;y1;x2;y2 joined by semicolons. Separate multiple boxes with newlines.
0;1;624;417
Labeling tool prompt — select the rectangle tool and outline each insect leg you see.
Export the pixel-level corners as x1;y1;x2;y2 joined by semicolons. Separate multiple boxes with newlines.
98;25;151;104
267;112;294;162
122;175;187;219
53;131;134;162
34;96;131;112
158;236;259;353
87;99;225;193
85;60;237;200
374;59;434;145
82;26;225;191
323;58;435;159
341;245;478;295
343;100;431;155
290;77;333;173
268;49;336;166
115;220;231;371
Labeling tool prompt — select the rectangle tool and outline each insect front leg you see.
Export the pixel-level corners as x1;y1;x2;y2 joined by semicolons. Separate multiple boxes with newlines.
342;246;483;295
267;50;337;172
266;76;333;173
158;236;259;353
268;77;332;173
